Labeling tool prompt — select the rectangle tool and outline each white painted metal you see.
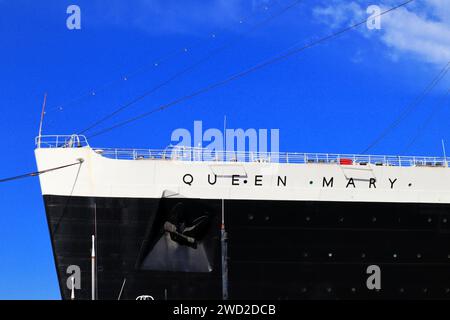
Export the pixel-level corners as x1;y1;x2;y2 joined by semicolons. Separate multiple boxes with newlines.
34;142;450;203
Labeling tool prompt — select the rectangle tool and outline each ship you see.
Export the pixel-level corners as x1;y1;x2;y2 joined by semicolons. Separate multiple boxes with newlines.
34;133;450;300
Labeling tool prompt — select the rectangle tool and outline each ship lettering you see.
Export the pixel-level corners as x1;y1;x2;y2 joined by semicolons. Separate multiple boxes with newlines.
181;174;399;189
346;178;355;188
277;176;287;187
207;174;217;185
232;175;240;186
389;178;397;189
183;174;193;186
323;177;334;188
320;176;397;189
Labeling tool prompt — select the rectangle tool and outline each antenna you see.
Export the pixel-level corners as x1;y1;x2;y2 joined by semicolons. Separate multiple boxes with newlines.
442;139;448;167
221;199;228;300
37;93;47;148
223;115;227;157
91;234;96;300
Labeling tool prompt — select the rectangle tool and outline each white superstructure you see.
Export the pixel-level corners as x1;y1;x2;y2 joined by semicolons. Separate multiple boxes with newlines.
35;135;450;203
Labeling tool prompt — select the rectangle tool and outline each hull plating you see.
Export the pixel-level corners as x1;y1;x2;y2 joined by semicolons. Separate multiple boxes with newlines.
44;195;450;300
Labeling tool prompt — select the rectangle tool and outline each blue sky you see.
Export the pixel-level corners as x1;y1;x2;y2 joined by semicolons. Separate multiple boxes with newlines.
0;0;449;299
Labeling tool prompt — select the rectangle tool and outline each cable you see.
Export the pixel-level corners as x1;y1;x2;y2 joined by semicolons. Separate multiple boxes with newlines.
402;88;450;153
361;60;450;154
44;0;281;115
0;160;83;183
78;0;304;135
87;0;416;139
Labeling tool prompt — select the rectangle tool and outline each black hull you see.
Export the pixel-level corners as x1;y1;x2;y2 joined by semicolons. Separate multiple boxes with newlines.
43;195;450;300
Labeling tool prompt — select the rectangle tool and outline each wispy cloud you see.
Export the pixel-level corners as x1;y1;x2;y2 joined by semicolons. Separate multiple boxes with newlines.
313;0;450;66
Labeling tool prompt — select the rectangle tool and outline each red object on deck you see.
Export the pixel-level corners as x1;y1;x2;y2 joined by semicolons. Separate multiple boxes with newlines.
339;158;353;165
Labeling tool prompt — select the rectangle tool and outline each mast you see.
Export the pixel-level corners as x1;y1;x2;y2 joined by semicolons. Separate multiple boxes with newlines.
37;93;47;148
442;139;448;167
221;199;228;300
91;234;96;300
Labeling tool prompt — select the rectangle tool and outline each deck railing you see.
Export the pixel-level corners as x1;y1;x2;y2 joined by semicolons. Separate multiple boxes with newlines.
35;135;449;167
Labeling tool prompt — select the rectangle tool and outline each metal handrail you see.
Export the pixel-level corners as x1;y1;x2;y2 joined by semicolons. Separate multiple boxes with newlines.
35;135;450;167
36;135;89;148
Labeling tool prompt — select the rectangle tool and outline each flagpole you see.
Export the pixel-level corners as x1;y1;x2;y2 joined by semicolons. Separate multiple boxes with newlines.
91;234;96;300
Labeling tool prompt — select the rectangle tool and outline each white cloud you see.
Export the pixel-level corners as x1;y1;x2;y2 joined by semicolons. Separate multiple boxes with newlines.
313;2;364;29
313;0;450;65
381;7;450;65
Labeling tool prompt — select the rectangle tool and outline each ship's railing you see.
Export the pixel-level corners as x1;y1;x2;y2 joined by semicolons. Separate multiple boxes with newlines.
92;146;449;168
36;135;89;148
35;135;449;167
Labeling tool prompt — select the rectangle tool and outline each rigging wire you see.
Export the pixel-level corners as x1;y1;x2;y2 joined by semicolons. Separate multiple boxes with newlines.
0;160;83;184
86;0;416;140
44;0;282;115
78;0;304;135
361;60;450;154
402;87;450;153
